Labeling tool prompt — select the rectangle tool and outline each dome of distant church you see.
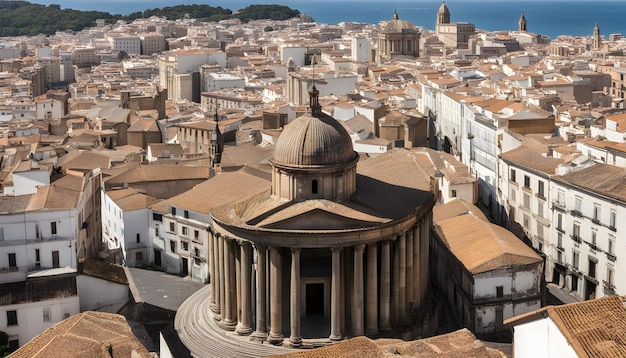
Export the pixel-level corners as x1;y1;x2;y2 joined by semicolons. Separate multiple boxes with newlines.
271;110;357;168
382;11;419;34
438;2;450;15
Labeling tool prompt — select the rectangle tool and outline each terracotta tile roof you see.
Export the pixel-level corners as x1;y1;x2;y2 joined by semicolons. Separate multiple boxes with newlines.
79;258;128;285
505;296;626;358
271;329;506;358
434;212;541;274
8;311;151;358
501;146;565;175
553;163;626;202
106;188;159;211
433;198;489;223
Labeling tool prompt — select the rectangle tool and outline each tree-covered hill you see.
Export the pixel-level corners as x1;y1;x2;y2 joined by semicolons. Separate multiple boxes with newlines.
0;1;301;37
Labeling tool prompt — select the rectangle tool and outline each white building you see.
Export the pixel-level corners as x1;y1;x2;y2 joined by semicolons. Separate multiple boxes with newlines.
204;72;245;92
351;36;372;63
101;188;158;267
432;199;543;341
109;35;142;55
506;295;626;358
279;45;305;67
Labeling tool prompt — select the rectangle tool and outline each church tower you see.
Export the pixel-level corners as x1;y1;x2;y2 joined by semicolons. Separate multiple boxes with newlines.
437;2;450;25
518;13;527;32
593;23;602;50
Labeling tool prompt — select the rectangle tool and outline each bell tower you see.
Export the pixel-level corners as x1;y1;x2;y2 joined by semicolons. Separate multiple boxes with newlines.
518;13;527;32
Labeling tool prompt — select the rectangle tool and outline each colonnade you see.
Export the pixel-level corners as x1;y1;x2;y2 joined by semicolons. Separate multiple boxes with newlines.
207;218;430;347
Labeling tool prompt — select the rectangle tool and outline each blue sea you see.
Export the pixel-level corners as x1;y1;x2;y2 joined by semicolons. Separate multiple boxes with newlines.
27;0;626;39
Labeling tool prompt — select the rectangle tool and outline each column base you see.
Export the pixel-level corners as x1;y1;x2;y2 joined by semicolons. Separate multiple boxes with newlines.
268;332;284;346
329;334;343;342
218;318;237;331
289;336;302;347
379;324;392;332
236;324;253;336
250;331;268;342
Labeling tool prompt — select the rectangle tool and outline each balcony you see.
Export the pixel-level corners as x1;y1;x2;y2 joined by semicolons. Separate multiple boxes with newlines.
0;266;19;274
571;235;582;244
552;201;566;211
571;210;583;218
607;253;617;262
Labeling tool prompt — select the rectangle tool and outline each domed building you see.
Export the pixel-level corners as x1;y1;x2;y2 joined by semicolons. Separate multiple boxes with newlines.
377;11;421;60
173;87;438;354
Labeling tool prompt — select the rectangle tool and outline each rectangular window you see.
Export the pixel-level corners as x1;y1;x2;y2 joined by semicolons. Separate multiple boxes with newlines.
537;223;544;239
607;266;615;285
136;234;140;243
51;221;57;235
8;253;16;267
170;240;177;253
574;196;582;212
573;251;579;270
496;286;504;298
571;274;579;292
593;204;600;222
155;224;159;237
523;193;530;209
558;190;565;205
510;188;516;203
182;226;188;236
135;252;143;262
171;207;176;216
538;181;545;197
169;222;175;232
558;233;563;248
524;175;530;188
184;210;189;218
194;230;199;240
537;201;544;218
182;241;189;251
557;213;563;230
591;230;597;247
7;310;17;326
573;222;580;239
510;168;516;182
523;214;530;229
609;236;615;255
43;307;51;322
610;210;617;229
451;189;457;197
589;259;596;278
152;213;163;222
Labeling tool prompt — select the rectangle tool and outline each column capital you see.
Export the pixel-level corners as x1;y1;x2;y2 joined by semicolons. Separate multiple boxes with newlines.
253;243;267;251
290;247;301;253
331;246;343;253
354;244;366;252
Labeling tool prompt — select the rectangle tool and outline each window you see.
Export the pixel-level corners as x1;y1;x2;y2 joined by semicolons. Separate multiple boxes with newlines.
43;307;51;322
152;213;163;222
523;214;530;229
51;221;57;235
8;253;16;267
573;251;580;270
312;179;318;194
557;213;563;230
610;210;617;229
182;226;188;236
593;204;600;222
588;259;596;278
171;207;176;216
194;230;199;240
510;188;516;203
538;181;545;197
524;175;530;188
135;252;143;262
591;230;597;247
170;240;177;253
571;274;579;292
510;168;516;182
7;310;17;326
574;196;582;212
537;201;544;218
35;249;41;268
607;266;615;285
136;234;140;243
184;210;189;219
557;233;563;248
523;193;530;209
573;222;581;239
496;286;503;298
8;338;19;352
182;241;189;251
558;190;565;205
537;223;544;239
155;224;159;237
451;189;457;197
609;236;616;255
169;222;175;232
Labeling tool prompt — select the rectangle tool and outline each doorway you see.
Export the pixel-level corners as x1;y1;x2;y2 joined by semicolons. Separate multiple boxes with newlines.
181;257;189;277
52;251;60;268
306;283;324;316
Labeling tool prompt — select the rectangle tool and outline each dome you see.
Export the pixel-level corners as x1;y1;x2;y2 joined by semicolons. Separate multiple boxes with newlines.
382;11;418;34
271;112;356;168
438;2;450;14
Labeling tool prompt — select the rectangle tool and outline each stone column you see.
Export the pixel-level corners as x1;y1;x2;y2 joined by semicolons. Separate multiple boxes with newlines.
329;247;343;341
236;241;253;335
289;248;302;347
365;243;379;337
398;232;407;318
211;232;221;318
406;229;414;309
252;244;268;341
209;231;216;310
413;226;420;305
380;240;391;331
222;238;237;330
236;244;241;326
268;246;283;345
352;244;365;336
217;235;225;321
391;237;399;323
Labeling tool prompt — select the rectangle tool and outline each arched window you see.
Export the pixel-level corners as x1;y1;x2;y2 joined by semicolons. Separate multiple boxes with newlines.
312;179;318;194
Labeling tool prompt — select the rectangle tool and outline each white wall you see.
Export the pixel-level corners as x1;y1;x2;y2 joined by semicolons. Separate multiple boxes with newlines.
0;296;80;348
513;317;577;358
12;170;50;195
77;275;128;311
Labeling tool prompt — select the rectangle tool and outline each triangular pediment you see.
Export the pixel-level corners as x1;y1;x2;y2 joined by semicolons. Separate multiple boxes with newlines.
259;208;381;230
